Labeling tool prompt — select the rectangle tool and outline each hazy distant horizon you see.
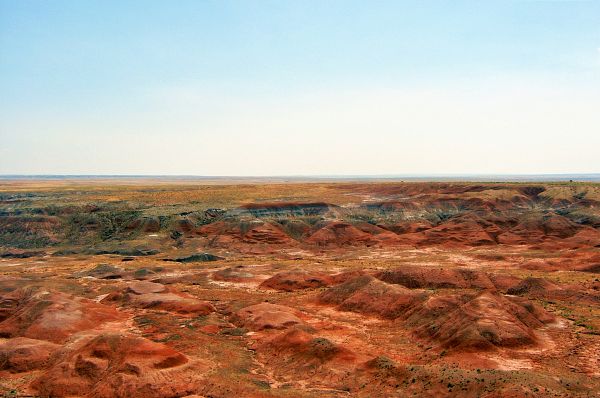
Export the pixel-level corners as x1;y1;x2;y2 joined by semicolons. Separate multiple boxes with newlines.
2;173;600;183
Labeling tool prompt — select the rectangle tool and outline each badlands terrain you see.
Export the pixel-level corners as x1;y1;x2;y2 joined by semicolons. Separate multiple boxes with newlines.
1;179;600;397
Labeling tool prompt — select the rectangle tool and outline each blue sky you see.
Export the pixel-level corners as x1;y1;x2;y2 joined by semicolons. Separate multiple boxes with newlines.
1;0;599;175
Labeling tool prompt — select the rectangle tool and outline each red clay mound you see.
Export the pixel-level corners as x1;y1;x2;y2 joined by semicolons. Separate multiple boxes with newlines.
329;270;368;284
414;216;499;247
197;220;243;246
0;337;60;372
496;231;530;245
404;293;468;325
102;284;215;316
242;222;295;244
232;303;304;331
506;277;600;305
196;220;230;236
541;214;582;238
260;328;355;366
252;328;359;388
259;270;334;291
0;289;124;343
386;220;433;235
414;291;554;351
306;222;377;246
212;265;255;282
573;252;600;273
506;277;563;296
319;275;427;319
352;222;404;245
504;213;582;244
259;270;367;291
31;333;201;398
488;274;523;291
566;228;600;248
198;220;295;246
376;267;496;290
372;231;405;245
353;222;392;235
577;263;600;273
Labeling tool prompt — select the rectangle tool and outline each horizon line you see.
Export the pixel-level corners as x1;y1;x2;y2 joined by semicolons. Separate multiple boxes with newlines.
1;173;600;182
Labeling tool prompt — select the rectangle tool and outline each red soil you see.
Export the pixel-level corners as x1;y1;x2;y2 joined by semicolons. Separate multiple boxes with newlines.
413;291;554;351
0;337;60;372
199;221;295;246
319;275;427;319
259;270;334;291
320;276;554;352
260;328;355;363
376;267;497;290
31;333;201;398
232;303;305;331
306;222;377;246
0;289;124;343
2;181;600;397
103;284;215;316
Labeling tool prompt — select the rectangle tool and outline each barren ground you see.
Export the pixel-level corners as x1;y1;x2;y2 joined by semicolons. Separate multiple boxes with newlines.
1;180;599;397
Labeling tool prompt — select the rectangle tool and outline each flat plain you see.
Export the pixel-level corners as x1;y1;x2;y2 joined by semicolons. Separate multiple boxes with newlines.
1;179;600;397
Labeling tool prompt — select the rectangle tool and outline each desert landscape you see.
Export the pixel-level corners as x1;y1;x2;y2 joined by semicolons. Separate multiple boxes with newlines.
3;0;600;396
1;179;599;397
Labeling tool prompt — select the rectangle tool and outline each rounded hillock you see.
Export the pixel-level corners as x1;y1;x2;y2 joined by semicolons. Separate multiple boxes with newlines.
232;303;304;331
319;275;427;319
31;333;200;398
259;270;333;291
376;267;496;290
414;291;553;351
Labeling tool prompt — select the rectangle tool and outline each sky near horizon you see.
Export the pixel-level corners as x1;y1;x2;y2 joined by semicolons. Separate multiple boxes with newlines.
1;1;599;176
